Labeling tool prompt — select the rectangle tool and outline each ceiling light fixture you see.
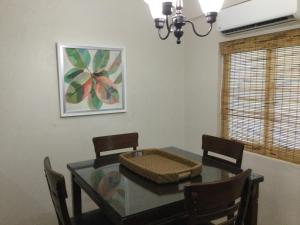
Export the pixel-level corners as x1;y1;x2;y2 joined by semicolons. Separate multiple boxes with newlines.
144;0;224;44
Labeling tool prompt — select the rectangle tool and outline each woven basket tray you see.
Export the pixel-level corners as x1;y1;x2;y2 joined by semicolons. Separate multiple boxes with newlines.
119;149;202;184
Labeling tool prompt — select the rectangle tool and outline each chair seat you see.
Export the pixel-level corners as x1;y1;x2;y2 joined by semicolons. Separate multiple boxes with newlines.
168;222;213;225
71;209;114;225
169;222;213;225
165;217;213;225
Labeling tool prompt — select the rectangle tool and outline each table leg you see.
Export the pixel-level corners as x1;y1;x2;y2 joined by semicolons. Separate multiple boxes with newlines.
71;174;82;216
245;182;259;225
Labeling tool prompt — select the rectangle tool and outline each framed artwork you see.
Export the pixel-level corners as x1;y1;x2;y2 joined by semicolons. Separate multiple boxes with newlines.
57;43;127;117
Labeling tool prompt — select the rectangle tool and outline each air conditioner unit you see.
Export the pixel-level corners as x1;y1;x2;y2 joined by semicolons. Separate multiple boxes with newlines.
217;0;300;35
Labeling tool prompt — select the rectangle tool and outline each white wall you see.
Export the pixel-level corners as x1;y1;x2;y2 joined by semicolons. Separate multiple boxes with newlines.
183;18;300;225
0;1;185;225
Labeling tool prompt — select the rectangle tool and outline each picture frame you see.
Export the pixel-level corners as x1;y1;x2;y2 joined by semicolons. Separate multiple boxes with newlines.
57;43;127;117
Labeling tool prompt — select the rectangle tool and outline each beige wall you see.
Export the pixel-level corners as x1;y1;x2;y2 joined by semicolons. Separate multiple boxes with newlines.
0;0;185;225
1;1;300;225
183;19;300;225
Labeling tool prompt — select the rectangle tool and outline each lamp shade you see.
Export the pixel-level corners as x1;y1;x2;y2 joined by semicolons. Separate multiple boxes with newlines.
144;0;164;19
198;0;224;14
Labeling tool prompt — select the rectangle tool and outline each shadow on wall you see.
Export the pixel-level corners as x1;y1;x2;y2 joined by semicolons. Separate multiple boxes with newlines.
0;172;56;225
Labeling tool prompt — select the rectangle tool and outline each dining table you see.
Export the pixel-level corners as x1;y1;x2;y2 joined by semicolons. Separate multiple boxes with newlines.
67;147;264;225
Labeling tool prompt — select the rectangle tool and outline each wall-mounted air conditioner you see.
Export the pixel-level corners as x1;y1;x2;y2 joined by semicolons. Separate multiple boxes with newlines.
217;0;300;35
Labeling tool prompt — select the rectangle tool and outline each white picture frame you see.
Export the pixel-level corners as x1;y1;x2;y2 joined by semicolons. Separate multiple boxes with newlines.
57;43;127;117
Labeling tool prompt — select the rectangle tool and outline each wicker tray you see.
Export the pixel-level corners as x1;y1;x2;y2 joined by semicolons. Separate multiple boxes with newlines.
119;149;202;184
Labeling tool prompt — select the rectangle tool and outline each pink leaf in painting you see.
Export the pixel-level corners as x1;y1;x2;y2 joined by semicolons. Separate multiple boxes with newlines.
83;78;92;98
95;76;119;104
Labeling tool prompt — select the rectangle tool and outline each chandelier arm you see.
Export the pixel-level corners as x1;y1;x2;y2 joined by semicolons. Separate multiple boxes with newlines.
165;15;171;32
158;16;172;40
158;28;171;40
186;20;213;37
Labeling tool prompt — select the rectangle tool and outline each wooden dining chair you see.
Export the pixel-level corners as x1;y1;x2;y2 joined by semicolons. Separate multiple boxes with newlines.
202;135;244;170
44;157;113;225
92;132;138;158
184;169;252;225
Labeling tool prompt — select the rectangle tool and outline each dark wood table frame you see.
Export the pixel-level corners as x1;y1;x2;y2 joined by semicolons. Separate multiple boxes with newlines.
68;150;264;225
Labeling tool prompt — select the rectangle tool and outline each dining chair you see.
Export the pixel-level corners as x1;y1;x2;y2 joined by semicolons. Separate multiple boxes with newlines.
184;169;252;225
92;132;138;158
44;157;113;225
202;134;244;170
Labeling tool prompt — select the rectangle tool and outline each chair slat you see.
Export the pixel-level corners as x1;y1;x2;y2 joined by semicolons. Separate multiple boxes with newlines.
185;169;251;225
202;134;244;169
193;203;239;222
92;132;138;158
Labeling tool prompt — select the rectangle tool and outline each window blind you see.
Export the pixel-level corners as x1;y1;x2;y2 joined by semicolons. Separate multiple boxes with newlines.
220;29;300;164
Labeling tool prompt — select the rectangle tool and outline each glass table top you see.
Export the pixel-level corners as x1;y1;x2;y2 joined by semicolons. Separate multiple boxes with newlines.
68;147;235;217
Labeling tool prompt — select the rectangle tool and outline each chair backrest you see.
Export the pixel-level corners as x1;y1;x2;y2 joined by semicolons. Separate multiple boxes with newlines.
44;157;71;225
92;132;139;158
184;169;252;225
202;134;244;169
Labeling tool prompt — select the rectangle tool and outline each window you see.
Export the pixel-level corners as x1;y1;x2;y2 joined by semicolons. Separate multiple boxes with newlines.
221;29;300;164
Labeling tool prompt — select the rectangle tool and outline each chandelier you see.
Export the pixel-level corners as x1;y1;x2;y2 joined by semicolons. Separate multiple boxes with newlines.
144;0;224;44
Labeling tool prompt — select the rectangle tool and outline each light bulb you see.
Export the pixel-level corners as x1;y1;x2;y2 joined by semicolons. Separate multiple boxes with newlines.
144;0;165;19
198;0;224;14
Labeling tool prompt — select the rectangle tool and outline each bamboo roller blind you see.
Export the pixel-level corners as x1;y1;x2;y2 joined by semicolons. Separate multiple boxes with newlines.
220;28;300;164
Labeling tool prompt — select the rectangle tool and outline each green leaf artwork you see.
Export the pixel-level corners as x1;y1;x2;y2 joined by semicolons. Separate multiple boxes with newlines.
93;50;110;73
64;68;84;83
108;53;121;75
66;48;91;69
88;88;103;109
114;73;123;84
62;46;124;114
65;72;91;103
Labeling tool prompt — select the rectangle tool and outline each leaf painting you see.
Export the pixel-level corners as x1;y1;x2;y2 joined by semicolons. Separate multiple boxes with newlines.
60;46;125;115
